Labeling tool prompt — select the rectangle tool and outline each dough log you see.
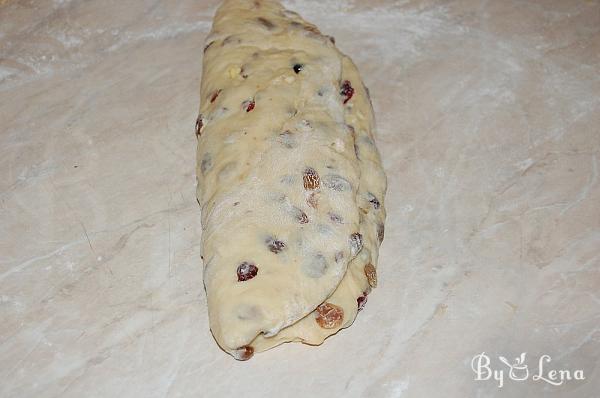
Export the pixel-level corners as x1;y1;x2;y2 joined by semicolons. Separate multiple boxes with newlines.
196;0;386;360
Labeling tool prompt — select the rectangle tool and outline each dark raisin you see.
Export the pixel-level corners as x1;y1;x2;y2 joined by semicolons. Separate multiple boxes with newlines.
367;192;381;209
377;224;385;243
237;262;258;281
243;99;255;112
293;64;303;74
195;115;204;138
210;89;221;103
257;17;275;29
266;237;285;253
350;232;363;256
340;80;354;104
357;292;368;311
233;345;254;361
303;167;320;190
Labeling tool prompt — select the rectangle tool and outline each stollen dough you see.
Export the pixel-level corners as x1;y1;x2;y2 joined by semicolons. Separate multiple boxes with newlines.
195;0;386;360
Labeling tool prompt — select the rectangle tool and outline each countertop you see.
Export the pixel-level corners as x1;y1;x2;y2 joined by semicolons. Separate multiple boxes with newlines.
1;0;599;397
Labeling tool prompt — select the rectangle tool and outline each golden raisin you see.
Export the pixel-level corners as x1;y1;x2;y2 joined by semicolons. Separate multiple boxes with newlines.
315;303;344;329
303;167;320;190
364;263;377;288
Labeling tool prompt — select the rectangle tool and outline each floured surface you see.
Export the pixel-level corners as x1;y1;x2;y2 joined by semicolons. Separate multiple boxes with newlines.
1;0;600;396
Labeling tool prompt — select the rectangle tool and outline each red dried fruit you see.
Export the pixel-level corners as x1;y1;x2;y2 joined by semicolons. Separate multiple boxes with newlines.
243;99;255;112
307;192;319;209
303;167;320;190
233;345;254;361
377;223;385;243
340;80;354;104
357;291;368;311
364;263;377;288
195;115;204;138
315;303;344;329
349;232;363;256
266;237;285;253
237;262;258;281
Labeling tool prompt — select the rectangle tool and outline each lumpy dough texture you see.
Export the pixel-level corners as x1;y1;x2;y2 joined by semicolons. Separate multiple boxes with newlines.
196;0;386;359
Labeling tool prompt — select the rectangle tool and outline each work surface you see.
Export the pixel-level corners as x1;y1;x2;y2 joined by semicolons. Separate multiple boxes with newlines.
1;0;599;397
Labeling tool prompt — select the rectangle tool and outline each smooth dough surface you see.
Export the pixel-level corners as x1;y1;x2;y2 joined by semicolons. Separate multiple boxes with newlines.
196;0;386;360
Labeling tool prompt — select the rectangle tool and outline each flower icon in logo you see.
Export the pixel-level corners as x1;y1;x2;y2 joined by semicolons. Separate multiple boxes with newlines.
499;353;529;381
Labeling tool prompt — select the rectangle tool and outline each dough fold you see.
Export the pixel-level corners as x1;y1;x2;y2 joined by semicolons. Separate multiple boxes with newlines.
196;0;386;360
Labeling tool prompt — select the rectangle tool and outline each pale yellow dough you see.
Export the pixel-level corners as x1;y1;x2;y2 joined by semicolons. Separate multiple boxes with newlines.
196;0;386;359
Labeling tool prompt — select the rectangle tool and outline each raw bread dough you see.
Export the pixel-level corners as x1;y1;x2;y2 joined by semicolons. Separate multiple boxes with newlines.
196;0;386;360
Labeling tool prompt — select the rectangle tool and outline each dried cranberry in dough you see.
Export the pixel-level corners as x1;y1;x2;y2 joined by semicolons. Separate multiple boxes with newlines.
237;262;258;281
243;99;256;112
340;80;354;104
315;303;344;329
357;292;368;311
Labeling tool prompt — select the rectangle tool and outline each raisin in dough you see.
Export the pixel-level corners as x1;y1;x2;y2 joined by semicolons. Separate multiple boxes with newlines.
196;0;386;360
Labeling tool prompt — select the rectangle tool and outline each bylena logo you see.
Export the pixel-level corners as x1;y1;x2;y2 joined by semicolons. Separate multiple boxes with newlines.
471;352;585;388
